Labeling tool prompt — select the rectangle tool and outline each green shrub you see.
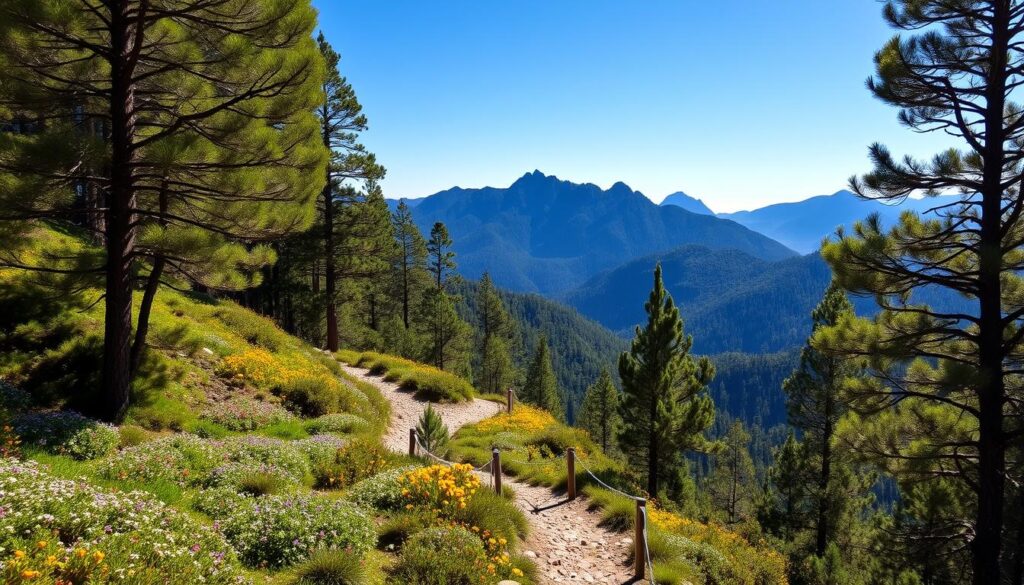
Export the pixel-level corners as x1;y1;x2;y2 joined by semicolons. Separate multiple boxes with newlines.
390;526;488;585
259;418;311;440
290;548;368;585
192;486;252;517
415;404;450;456
281;375;339;416
305;413;370;435
220;494;375;568
296;434;349;470
186;418;232;438
117;424;153;447
345;466;418;511
12;411;118;460
207;462;303;494
99;434;223;484
347;351;475;403
456;487;528;543
376;509;436;551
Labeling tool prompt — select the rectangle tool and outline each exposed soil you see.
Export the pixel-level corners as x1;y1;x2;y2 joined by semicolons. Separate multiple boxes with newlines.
340;364;646;585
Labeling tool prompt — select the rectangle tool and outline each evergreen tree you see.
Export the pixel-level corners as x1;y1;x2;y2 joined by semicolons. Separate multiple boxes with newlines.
476;273;516;394
390;202;428;330
427;222;456;289
783;282;859;556
415;287;471;376
416;404;450;457
576;369;621;453
315;33;385;352
759;431;812;542
706;420;757;524
618;264;715;495
818;3;1024;580
522;336;563;419
0;0;326;420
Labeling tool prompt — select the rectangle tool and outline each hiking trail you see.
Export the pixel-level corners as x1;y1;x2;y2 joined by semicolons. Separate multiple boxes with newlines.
339;364;644;585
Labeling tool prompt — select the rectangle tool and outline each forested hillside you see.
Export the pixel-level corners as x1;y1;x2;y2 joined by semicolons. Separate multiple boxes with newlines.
566;245;972;354
404;170;797;294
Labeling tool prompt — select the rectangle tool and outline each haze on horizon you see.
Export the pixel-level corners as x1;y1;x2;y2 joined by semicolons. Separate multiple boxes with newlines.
314;1;957;213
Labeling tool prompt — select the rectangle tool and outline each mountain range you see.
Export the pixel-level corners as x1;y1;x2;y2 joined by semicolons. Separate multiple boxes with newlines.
402;171;797;295
660;189;962;253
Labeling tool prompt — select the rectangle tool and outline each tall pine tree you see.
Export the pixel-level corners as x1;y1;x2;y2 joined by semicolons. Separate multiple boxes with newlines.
705;420;757;524
576;369;621;453
315;33;385;352
522;336;563;419
783;281;859;557
0;0;326;420
618;264;715;495
390;202;428;330
476;273;516;394
817;3;1024;580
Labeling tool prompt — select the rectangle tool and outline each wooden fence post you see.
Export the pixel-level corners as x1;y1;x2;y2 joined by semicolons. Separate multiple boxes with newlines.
492;448;502;495
506;388;513;413
408;428;416;457
566;447;576;500
634;498;647;579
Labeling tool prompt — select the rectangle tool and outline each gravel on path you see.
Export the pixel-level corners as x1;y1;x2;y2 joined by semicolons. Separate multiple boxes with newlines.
340;364;647;585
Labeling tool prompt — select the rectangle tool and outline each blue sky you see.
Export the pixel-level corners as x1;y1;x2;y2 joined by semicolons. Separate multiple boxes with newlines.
314;1;954;212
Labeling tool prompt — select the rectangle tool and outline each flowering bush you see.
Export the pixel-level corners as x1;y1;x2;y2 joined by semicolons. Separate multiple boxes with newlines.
474;405;555;434
99;434;222;484
201;394;296;431
345;466;418;511
0;459;248;583
218;436;311;483
2;535;111;584
12;411;118;460
398;463;480;515
303;413;369;436
219;494;375;568
316;438;395;489
100;434;316;487
390;526;489;584
207;462;303;493
294;434;348;471
647;506;788;585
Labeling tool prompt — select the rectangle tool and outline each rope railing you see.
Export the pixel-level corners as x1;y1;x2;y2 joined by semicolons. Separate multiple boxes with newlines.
575;456;657;583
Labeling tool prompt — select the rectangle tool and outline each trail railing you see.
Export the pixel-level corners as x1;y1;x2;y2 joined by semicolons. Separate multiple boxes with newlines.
407;402;658;584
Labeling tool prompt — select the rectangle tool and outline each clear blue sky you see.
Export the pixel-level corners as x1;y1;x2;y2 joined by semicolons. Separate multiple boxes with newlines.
313;1;954;212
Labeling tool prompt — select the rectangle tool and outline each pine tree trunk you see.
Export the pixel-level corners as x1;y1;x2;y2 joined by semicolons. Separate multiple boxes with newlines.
324;185;338;352
973;4;1009;582
101;1;138;422
647;395;659;495
130;256;163;376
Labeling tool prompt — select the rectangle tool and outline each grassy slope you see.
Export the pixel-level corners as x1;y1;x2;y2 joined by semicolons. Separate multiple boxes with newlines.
0;227;533;584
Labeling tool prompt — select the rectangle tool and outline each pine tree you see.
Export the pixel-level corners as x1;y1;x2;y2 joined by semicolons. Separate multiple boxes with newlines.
476;273;516;394
522;336;563;419
416;404;450;457
817;3;1024;581
783;282;860;556
618;264;715;495
576;369;621;453
315;33;385;352
427;222;456;290
705;420;757;524
759;431;812;542
0;0;326;421
390;202;428;330
415;287;471;376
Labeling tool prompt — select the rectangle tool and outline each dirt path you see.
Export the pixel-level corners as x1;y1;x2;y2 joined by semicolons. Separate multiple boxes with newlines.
340;365;642;585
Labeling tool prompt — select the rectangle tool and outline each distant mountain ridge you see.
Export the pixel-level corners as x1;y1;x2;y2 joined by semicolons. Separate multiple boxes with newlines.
660;191;714;215
564;244;971;355
716;190;962;253
402;170;797;295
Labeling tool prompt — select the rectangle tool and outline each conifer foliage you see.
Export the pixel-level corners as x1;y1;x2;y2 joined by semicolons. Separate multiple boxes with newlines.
522;336;564;420
818;2;1024;581
0;0;327;421
576;369;621;453
618;264;715;496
